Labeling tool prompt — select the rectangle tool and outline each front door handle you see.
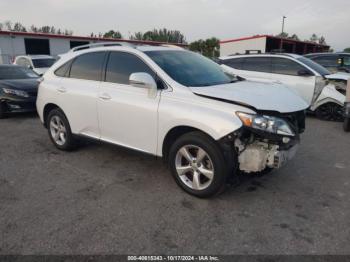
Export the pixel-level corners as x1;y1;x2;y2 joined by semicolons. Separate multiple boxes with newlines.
57;87;67;93
99;93;112;100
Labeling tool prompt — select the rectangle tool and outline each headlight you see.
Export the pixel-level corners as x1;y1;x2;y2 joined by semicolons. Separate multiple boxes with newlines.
236;112;295;136
2;88;29;98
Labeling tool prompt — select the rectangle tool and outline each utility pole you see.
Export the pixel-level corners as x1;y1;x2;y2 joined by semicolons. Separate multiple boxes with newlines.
280;16;286;52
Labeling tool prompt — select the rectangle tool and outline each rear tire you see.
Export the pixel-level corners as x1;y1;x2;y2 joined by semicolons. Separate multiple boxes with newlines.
47;108;77;151
168;131;229;198
344;118;350;132
315;103;344;122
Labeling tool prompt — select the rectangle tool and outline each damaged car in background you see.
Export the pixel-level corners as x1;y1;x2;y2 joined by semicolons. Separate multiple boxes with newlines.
37;44;308;197
219;53;347;121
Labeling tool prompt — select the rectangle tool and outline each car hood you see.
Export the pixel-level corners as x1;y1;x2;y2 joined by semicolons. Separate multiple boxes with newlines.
0;79;40;91
190;81;309;113
325;72;350;81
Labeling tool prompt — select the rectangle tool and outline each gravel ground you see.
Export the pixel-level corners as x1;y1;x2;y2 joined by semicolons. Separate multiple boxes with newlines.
0;113;349;255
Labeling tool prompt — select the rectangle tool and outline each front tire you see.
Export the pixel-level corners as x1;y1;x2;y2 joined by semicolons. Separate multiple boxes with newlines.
315;103;344;122
47;108;77;151
168;131;229;198
344;118;350;132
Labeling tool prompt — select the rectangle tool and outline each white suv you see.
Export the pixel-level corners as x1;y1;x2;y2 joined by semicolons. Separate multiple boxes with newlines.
37;43;308;197
14;55;56;76
219;54;347;121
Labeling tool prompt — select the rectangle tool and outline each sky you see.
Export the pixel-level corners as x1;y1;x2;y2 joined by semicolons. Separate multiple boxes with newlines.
0;0;349;51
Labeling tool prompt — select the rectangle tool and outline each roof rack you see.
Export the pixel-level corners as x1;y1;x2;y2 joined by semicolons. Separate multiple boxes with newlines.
70;42;135;52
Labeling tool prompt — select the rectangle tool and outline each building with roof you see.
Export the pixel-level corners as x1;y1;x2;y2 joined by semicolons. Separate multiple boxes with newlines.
0;30;188;64
220;35;330;57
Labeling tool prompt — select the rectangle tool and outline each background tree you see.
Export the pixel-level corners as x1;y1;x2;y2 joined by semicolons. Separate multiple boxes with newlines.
189;37;220;58
130;28;186;43
103;30;123;39
309;33;319;43
318;36;327;45
344;47;350;53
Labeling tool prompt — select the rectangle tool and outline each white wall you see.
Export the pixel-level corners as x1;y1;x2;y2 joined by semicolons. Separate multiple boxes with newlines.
0;35;94;63
220;37;267;56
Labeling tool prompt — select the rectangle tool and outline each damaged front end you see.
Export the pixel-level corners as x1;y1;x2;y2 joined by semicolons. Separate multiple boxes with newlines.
222;110;305;173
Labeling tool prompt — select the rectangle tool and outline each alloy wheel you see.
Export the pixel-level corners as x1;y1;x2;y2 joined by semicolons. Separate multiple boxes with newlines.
50;115;67;146
175;145;214;190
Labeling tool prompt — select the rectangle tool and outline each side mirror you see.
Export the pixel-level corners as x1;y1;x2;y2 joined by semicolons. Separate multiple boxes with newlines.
129;72;157;98
297;69;313;77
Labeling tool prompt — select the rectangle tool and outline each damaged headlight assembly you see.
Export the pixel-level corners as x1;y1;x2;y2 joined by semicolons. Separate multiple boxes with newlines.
236;112;295;137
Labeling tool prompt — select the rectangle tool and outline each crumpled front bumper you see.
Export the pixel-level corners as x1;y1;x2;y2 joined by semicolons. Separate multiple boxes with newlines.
236;139;299;173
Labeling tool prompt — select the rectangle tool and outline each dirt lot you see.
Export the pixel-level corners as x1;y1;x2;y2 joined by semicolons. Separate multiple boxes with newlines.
0;114;349;255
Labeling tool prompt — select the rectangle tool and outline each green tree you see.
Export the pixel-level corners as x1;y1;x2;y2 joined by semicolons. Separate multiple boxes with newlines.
189;37;220;58
13;22;27;32
318;36;327;45
310;33;319;43
130;28;186;43
344;47;350;53
103;30;123;39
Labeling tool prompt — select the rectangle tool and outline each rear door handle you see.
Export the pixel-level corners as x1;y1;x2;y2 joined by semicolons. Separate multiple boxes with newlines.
274;80;282;84
57;87;67;93
99;93;112;100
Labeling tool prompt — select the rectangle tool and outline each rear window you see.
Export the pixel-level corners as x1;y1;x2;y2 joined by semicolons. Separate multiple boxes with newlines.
69;52;106;81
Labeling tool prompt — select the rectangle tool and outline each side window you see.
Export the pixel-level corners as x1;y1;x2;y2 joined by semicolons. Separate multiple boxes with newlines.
313;56;339;67
242;57;271;73
70;52;106;81
105;52;155;85
54;61;72;77
343;56;350;67
222;58;244;69
271;58;305;76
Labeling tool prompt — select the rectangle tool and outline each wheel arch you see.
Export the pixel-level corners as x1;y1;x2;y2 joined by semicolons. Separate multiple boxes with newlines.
43;103;64;128
161;126;216;161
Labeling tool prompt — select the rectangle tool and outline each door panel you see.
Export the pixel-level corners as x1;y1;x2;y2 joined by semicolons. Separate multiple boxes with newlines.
97;51;160;154
271;57;316;105
57;78;100;137
98;82;160;154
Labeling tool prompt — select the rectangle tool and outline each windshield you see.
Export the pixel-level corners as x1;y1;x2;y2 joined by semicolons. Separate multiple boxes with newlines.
145;50;231;87
0;66;39;80
32;58;56;68
297;57;331;76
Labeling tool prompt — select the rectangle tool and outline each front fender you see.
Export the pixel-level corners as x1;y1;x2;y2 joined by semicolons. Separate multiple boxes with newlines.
311;84;345;111
156;93;251;156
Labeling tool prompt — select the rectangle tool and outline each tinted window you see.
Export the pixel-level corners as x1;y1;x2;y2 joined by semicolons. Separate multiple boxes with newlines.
296;57;330;76
242;57;271;73
70;52;106;81
222;58;244;69
313;55;339;67
105;52;155;85
54;61;72;77
145;50;231;87
32;58;56;68
271;58;305;76
343;56;350;66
